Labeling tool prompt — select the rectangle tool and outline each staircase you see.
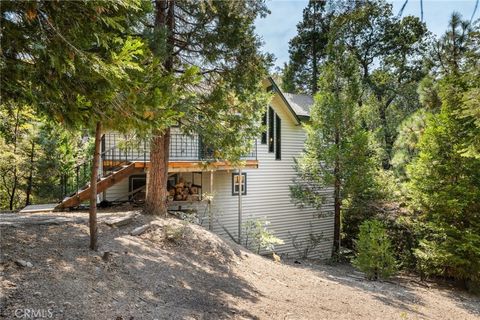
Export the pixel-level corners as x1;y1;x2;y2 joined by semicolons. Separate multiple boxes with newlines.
56;162;141;210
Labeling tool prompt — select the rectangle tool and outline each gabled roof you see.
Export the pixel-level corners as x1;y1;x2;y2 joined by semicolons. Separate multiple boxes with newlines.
282;92;313;118
267;77;313;124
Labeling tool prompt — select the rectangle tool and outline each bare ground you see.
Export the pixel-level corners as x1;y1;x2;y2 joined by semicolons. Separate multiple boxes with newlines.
1;209;479;320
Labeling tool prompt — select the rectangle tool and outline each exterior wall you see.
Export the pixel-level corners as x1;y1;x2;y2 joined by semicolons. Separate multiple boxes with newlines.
104;177;131;202
206;96;334;259
102;95;334;259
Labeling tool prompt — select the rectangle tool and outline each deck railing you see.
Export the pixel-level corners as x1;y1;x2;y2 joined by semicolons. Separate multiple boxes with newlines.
60;132;257;199
101;132;257;162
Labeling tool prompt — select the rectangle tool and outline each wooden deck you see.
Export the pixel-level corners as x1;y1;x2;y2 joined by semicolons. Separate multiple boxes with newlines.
126;160;259;172
42;159;259;210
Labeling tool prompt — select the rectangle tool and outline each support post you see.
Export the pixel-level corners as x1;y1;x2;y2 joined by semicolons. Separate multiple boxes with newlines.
238;168;243;244
209;170;213;231
145;168;150;196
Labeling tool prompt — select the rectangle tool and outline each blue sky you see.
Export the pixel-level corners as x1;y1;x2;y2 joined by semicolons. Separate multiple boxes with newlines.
254;0;479;68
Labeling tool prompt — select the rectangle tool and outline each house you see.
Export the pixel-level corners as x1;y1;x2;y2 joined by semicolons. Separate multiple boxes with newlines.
56;77;335;259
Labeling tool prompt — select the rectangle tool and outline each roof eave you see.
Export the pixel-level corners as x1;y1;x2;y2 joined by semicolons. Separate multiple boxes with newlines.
267;76;302;126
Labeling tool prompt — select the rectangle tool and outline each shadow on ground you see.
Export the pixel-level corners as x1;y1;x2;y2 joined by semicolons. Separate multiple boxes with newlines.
0;213;260;320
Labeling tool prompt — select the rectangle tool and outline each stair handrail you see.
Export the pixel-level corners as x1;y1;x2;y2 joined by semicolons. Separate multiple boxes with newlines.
60;135;148;200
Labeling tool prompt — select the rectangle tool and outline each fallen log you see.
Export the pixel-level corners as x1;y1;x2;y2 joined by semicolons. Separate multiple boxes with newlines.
130;224;151;236
104;212;138;227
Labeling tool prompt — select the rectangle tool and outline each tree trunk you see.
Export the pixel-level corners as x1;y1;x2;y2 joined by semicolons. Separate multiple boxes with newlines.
333;176;341;255
333;130;341;255
311;4;318;94
145;129;170;215
9;108;21;210
379;101;393;170
9;174;17;211
25;140;35;206
145;0;174;215
89;122;102;251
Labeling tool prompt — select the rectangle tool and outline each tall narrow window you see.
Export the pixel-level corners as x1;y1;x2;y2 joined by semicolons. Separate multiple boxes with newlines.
268;106;275;153
275;114;281;160
232;173;247;196
261;111;267;144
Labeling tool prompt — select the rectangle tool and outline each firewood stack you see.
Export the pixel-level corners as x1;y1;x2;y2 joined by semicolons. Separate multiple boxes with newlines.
167;177;200;202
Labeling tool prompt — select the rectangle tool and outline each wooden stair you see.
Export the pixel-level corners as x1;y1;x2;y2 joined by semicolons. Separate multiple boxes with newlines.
56;162;141;209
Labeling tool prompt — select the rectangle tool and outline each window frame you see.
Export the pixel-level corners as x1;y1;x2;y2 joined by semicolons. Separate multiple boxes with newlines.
268;106;275;153
232;172;247;196
261;111;267;144
275;114;281;160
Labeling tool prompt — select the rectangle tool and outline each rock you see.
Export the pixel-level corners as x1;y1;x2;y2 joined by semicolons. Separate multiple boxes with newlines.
64;302;72;307
102;251;112;262
33;291;42;296
15;259;33;268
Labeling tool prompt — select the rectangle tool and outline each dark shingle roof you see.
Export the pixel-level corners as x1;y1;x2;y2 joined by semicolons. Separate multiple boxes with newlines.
282;93;314;117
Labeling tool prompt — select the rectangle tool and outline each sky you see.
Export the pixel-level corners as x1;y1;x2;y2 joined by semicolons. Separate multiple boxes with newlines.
254;0;479;68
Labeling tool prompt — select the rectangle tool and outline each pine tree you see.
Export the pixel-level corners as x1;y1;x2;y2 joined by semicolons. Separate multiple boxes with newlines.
290;48;377;254
1;0;153;249
144;0;272;215
353;220;397;280
407;14;480;289
282;0;331;95
285;0;428;168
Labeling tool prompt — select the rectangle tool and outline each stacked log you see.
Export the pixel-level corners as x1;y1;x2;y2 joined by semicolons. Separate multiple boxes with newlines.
167;177;200;202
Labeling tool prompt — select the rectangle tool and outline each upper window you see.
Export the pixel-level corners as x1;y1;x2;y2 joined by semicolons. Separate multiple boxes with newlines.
261;112;267;144
275;114;281;160
268;106;275;153
232;173;247;196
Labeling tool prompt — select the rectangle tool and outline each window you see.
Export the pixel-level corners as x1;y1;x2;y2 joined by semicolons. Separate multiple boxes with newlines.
261;112;267;144
129;174;146;201
232;173;247;196
275;114;281;160
268;106;275;153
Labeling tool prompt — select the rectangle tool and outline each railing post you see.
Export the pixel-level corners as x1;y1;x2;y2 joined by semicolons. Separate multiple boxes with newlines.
113;133;116;168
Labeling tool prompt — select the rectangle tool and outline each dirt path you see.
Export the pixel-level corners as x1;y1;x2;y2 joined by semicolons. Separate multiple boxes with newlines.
1;210;479;320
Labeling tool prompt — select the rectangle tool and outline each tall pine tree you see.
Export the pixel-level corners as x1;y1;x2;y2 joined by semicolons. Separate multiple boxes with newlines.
290;48;377;254
144;0;272;215
282;0;330;95
407;14;480;290
1;0;154;249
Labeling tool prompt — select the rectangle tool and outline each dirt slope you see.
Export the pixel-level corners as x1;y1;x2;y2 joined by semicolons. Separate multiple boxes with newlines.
1;210;479;320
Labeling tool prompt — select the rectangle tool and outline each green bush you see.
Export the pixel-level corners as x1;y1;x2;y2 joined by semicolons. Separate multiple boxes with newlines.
353;219;397;280
243;219;284;254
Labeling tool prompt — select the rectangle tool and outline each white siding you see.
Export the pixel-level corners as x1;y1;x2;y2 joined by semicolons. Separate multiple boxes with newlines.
104;176;132;202
102;96;334;259
206;97;334;259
